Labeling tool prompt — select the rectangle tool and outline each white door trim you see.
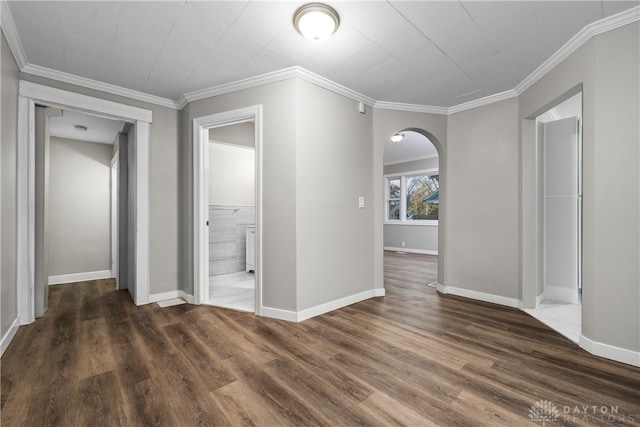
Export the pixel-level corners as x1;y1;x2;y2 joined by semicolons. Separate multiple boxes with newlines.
111;155;119;287
192;105;263;314
17;81;152;323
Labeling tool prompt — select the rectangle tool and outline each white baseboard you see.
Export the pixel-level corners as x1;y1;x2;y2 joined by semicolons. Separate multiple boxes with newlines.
544;285;580;304
260;306;298;322
297;288;386;322
48;270;112;285
179;290;194;304
1;317;20;357
384;246;437;255
536;292;545;308
261;288;386;323
436;284;520;308
579;335;640;367
149;290;193;304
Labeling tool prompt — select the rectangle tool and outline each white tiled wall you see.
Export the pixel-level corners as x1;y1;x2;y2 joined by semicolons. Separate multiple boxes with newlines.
209;205;255;276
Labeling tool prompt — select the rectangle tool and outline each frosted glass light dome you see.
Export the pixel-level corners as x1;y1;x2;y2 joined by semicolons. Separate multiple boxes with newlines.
293;3;340;43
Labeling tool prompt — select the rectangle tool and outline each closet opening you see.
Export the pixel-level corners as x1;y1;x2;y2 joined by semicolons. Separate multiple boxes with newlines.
523;91;583;343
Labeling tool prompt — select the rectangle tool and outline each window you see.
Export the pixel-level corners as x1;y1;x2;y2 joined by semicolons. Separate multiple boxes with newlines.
388;178;400;220
385;170;438;224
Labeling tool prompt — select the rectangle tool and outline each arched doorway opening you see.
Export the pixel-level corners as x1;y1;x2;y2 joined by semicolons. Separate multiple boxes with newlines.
382;129;443;293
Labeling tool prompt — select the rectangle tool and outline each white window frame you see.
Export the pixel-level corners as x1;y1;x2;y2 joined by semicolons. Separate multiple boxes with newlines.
384;168;438;226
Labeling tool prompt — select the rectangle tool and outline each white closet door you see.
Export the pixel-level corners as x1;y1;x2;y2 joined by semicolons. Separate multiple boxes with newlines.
543;117;581;304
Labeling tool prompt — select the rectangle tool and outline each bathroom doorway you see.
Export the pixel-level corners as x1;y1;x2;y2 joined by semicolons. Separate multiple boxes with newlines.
192;105;263;314
207;123;256;312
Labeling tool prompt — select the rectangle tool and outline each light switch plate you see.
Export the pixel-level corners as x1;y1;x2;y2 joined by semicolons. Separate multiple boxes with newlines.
358;196;365;208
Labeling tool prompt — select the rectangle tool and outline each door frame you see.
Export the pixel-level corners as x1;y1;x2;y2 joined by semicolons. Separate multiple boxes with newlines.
111;154;119;288
541;116;582;305
520;85;582;309
192;105;263;313
17;81;152;324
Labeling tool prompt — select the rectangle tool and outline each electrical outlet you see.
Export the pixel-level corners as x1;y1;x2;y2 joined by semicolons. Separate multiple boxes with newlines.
401;241;405;247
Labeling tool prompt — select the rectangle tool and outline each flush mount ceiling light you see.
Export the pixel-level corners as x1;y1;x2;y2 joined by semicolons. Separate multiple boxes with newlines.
74;124;88;132
390;132;404;143
293;3;340;43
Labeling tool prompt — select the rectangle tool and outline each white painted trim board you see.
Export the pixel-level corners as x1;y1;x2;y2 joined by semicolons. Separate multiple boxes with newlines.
48;270;112;285
148;290;194;305
580;335;640;368
544;285;581;305
384;246;438;256
436;284;521;309
1;317;21;357
261;288;386;323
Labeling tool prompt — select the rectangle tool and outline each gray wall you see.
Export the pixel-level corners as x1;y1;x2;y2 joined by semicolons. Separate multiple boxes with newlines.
208;142;255;206
520;22;639;352
295;79;374;310
48;137;112;277
183;78;377;312
383;156;438;175
209;122;254;148
383;157;439;253
384;225;438;253
1;31;20;337
21;74;181;295
182;80;298;310
446;97;520;299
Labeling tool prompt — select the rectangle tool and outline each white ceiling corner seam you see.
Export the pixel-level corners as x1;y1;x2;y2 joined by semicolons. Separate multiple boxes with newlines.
19;80;153;124
373;101;448;116
20;63;181;110
1;1;27;69
515;5;640;96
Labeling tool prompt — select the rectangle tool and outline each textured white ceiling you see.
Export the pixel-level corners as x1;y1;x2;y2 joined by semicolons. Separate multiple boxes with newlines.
50;109;126;145
5;1;638;107
383;131;438;165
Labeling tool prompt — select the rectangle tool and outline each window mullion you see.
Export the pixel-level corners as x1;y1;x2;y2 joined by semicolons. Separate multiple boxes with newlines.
400;176;407;222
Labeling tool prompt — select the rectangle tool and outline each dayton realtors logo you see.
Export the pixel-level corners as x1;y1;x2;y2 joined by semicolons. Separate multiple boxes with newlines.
529;400;559;425
528;400;637;424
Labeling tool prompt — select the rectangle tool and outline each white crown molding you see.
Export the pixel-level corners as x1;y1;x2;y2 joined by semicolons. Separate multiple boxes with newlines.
20;80;153;123
3;4;638;114
374;100;448;116
296;66;377;106
1;1;28;69
183;67;300;103
21;63;180;109
183;65;376;107
448;89;518;115
516;5;640;96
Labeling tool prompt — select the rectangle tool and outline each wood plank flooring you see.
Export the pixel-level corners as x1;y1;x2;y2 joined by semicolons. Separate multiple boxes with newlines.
2;252;639;426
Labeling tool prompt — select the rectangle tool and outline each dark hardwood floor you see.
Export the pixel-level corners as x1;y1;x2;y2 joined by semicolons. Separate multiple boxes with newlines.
2;251;639;426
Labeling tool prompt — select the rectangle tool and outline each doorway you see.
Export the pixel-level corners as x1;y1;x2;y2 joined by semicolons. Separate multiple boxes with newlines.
16;81;152;324
207;124;256;312
192;105;263;314
523;92;583;343
382;130;440;290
